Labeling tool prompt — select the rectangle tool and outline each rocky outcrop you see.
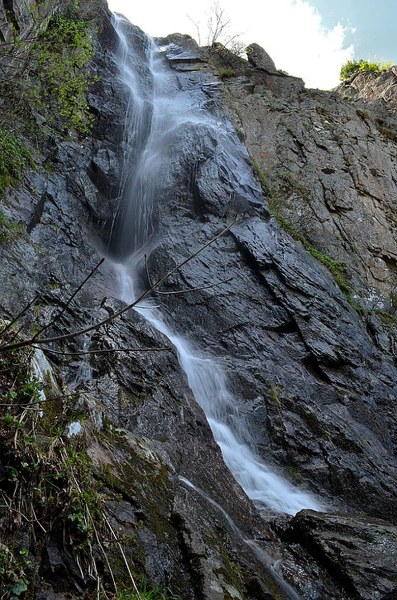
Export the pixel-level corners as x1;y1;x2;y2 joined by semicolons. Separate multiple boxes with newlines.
246;43;277;73
339;66;397;112
0;6;396;600
216;45;397;309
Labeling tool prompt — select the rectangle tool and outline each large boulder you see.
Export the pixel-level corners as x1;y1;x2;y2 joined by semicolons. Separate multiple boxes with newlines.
246;42;277;72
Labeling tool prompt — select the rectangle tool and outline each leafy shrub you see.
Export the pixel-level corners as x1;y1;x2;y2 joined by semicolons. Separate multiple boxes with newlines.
340;59;391;81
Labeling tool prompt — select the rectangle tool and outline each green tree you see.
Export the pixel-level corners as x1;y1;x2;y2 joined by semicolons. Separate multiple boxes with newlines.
340;58;392;81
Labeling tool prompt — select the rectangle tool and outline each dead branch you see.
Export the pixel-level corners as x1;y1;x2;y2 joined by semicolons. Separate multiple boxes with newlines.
42;346;171;356
30;257;105;341
0;219;236;353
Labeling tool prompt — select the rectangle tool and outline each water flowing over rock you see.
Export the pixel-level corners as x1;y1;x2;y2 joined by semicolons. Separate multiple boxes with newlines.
0;2;396;599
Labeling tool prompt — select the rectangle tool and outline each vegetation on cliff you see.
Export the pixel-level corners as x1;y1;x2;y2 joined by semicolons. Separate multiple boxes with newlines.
340;58;392;81
0;0;97;199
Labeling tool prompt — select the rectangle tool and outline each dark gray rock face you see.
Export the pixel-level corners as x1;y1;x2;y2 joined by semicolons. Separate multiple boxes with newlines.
339;66;397;112
281;510;397;600
0;2;397;599
222;59;397;307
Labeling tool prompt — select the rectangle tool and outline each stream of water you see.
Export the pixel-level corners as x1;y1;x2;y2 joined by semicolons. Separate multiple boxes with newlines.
110;14;321;516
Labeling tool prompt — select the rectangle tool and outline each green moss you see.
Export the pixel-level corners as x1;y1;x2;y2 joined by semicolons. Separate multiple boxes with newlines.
277;170;310;197
0;327;109;593
268;383;283;412
250;158;272;196
249;155;354;303
374;307;397;328
31;13;96;135
268;209;353;299
378;126;397;143
98;426;173;539
218;68;237;78
306;246;352;295
0;7;97;141
356;108;370;122
117;584;181;599
217;546;244;598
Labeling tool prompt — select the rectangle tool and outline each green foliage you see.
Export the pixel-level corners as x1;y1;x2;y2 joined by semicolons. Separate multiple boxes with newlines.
117;583;181;600
0;546;31;598
374;292;397;328
0;325;104;593
0;129;33;195
250;156;353;301
268;383;283;412
278;170;310;197
307;246;352;296
340;59;392;81
32;12;96;134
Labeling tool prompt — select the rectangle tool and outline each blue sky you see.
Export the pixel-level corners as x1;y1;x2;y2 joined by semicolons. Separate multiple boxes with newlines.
109;1;395;89
310;0;396;64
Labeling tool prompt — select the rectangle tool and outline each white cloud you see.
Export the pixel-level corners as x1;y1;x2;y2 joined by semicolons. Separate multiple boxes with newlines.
108;0;354;89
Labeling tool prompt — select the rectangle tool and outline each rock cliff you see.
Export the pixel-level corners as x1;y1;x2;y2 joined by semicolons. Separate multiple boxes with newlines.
0;2;396;600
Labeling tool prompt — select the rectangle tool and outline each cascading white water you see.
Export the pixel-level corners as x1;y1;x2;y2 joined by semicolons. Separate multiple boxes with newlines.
111;15;322;515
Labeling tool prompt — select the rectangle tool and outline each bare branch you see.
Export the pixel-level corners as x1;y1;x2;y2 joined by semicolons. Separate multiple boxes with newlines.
31;257;105;341
187;1;243;51
42;346;171;356
0;293;40;337
154;276;233;296
0;220;237;353
187;14;202;46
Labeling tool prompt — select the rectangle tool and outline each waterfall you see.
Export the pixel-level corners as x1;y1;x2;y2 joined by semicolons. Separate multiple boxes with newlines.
109;14;322;515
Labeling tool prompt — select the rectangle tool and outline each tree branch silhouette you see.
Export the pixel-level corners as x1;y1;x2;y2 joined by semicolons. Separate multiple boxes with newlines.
0;219;237;353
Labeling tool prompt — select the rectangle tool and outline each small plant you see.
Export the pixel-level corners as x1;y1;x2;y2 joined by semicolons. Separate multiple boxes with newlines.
218;67;237;78
340;58;391;81
307;246;352;296
267;96;277;112
278;170;310;197
374;291;397;328
0;211;24;244
0;129;33;195
356;108;370;122
117;583;181;600
378;125;397;143
268;383;283;412
0;546;32;598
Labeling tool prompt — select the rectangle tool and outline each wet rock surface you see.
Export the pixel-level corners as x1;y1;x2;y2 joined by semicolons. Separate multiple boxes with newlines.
280;510;397;600
0;3;396;599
